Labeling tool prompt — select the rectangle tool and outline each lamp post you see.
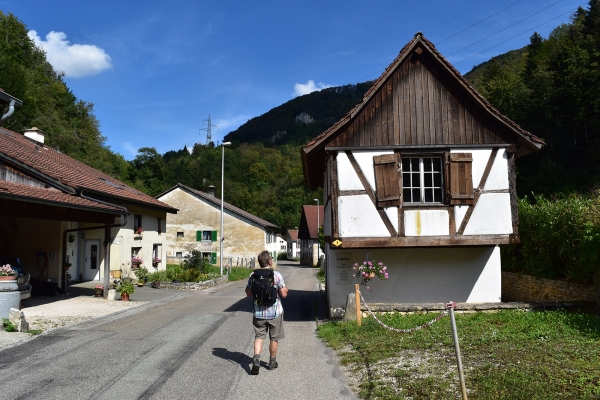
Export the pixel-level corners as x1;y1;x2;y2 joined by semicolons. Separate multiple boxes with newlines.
220;141;232;276
314;198;320;265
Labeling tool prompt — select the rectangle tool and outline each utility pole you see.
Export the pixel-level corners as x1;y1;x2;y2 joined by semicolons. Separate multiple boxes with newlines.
200;114;217;145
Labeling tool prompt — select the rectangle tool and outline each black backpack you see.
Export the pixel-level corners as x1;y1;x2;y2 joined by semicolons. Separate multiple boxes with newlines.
250;268;278;307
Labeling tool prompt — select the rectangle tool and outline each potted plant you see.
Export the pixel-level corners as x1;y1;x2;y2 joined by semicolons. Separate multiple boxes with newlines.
134;227;143;235
131;256;143;269
0;264;16;281
94;285;104;297
117;280;135;301
353;259;389;289
152;256;161;268
134;266;149;286
67;233;75;243
63;262;72;271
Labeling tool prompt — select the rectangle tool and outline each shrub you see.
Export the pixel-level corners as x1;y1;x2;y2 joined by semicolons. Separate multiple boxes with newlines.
183;250;211;272
277;252;287;260
502;194;600;283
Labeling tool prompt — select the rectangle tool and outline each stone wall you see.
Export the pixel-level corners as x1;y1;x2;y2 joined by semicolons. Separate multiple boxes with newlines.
158;276;228;291
502;271;595;302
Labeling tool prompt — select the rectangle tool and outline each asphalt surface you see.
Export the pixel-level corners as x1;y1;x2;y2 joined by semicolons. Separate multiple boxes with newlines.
0;261;357;399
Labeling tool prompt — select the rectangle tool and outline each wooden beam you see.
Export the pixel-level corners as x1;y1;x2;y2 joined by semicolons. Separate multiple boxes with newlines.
330;152;340;239
336;235;513;248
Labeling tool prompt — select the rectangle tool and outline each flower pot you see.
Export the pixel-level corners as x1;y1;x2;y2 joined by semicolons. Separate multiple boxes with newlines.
94;286;104;297
151;282;161;289
137;281;145;287
368;272;375;279
121;293;130;301
0;276;17;281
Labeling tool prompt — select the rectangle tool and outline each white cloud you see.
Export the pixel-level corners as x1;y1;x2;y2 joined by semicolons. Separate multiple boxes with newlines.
123;142;138;158
28;30;112;78
294;80;332;96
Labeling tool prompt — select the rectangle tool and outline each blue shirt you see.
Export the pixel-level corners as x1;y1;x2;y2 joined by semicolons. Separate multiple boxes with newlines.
246;269;285;319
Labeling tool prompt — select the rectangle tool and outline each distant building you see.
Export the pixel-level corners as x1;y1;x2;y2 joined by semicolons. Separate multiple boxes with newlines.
298;205;324;266
157;184;279;267
286;229;300;259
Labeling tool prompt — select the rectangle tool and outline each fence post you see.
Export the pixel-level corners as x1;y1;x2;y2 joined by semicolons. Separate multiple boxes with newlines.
447;301;467;400
355;284;362;326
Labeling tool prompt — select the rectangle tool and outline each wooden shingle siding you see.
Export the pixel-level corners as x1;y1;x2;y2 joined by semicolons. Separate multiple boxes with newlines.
331;53;506;149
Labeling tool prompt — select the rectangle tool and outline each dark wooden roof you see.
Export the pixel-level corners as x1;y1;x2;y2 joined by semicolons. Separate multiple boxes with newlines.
302;32;544;190
298;205;324;240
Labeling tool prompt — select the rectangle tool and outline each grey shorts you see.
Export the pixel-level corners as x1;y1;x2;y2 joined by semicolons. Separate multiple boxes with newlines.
253;313;285;341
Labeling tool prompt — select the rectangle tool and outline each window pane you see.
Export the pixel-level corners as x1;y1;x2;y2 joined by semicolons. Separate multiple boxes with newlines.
412;188;420;202
425;188;433;203
434;173;442;187
410;158;419;170
434;188;443;202
423;158;432;172
424;172;432;187
402;158;411;171
412;172;420;186
403;172;410;186
403;188;412;202
432;158;442;172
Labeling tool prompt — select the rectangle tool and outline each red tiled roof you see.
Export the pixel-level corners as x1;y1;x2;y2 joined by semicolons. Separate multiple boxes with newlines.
158;184;279;230
0;180;122;212
287;229;298;241
298;205;323;240
0;127;177;213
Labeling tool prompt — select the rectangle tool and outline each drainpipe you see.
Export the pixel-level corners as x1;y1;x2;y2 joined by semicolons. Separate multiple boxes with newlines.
1;99;16;122
62;192;129;298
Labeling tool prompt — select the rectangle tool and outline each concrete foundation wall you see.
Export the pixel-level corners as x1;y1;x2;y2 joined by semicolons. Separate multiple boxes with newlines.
326;246;501;317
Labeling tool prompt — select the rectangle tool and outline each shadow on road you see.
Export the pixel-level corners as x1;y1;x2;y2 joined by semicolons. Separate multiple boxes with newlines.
212;347;256;374
224;289;327;322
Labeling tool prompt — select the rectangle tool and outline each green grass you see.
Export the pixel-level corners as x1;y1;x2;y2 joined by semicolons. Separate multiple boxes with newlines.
317;309;600;399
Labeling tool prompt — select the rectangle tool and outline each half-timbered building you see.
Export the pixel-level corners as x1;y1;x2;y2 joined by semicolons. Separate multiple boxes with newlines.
301;33;544;317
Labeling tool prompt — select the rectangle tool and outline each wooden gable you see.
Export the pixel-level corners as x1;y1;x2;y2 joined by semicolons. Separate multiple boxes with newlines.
329;47;508;148
302;33;544;191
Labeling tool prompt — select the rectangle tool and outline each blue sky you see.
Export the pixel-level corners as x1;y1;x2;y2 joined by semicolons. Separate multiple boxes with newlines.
2;0;584;159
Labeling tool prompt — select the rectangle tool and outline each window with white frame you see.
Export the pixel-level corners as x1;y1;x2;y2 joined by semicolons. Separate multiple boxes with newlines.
402;157;444;204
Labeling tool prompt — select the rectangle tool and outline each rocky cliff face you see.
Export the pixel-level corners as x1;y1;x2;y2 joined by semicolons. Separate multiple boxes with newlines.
295;112;315;124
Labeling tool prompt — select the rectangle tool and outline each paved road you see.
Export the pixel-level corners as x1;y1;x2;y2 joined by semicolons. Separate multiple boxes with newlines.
0;261;357;399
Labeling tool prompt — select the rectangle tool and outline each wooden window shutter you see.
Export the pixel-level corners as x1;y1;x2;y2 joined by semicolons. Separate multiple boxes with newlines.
449;153;474;204
196;231;202;241
211;252;217;264
373;153;401;208
212;230;218;242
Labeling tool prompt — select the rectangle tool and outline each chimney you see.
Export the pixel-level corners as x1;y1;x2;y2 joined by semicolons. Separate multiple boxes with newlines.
208;185;215;197
24;127;45;144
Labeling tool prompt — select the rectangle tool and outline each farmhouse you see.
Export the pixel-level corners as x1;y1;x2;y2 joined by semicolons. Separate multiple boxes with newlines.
301;33;544;317
156;183;280;266
286;229;300;260
298;204;324;266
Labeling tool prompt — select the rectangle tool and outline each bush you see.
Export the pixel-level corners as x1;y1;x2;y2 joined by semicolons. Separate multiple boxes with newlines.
277;252;287;260
147;270;167;283
183;250;211;272
501;194;600;283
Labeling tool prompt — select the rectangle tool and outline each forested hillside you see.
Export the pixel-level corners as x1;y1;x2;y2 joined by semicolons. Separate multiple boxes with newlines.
464;1;600;196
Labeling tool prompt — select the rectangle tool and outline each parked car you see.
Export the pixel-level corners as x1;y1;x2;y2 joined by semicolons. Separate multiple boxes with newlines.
0;256;32;300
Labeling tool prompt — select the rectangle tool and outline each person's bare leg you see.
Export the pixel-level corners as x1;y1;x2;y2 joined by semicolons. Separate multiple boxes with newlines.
254;339;263;355
269;340;278;358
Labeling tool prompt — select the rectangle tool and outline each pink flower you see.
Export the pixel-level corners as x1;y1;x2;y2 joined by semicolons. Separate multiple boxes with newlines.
366;286;370;290
379;270;383;274
378;262;383;266
384;273;389;279
383;266;387;271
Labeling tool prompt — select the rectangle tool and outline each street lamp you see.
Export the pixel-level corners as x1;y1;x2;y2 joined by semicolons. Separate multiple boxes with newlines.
314;198;320;265
220;141;232;276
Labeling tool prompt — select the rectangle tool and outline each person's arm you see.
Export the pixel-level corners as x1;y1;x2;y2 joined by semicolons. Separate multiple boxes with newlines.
245;287;253;297
278;285;288;299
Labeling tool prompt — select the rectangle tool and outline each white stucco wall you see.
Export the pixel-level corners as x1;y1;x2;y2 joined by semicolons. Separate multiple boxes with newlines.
326;246;501;317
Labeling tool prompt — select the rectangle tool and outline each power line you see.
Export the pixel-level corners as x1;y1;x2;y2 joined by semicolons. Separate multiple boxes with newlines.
454;6;581;66
436;0;526;45
447;0;566;57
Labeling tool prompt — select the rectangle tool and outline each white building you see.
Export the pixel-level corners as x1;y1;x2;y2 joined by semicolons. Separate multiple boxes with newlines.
301;33;544;317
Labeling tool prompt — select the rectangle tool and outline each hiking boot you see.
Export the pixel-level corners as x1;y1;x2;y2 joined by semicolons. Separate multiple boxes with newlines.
267;360;278;370
251;358;260;375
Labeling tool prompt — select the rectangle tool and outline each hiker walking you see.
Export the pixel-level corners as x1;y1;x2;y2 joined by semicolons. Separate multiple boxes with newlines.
245;250;288;375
